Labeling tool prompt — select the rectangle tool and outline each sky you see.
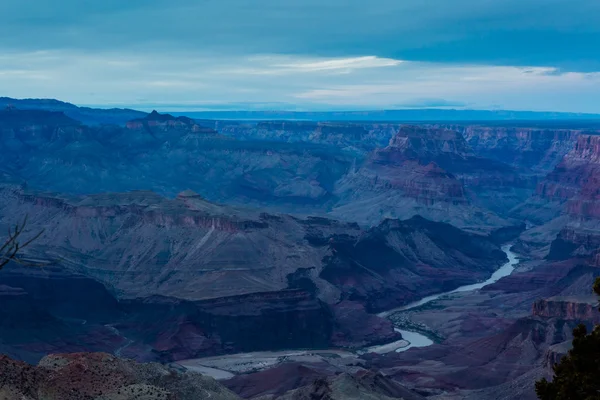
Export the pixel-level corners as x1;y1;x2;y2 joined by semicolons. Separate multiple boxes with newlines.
1;0;600;112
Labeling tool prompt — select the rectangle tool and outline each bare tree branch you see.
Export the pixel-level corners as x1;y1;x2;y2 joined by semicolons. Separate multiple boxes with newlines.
0;216;46;270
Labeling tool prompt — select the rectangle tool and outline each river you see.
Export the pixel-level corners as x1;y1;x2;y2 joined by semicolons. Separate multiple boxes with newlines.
178;244;521;377
372;244;520;353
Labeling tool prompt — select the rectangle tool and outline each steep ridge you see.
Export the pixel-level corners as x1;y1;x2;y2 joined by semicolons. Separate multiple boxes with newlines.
331;126;516;232
126;110;223;137
0;266;337;363
0;184;507;361
0;109;354;212
3;109;576;232
207;121;586;224
447;125;581;172
0;186;506;304
532;296;600;322
0;97;146;125
215;121;394;153
516;134;600;259
320;216;506;312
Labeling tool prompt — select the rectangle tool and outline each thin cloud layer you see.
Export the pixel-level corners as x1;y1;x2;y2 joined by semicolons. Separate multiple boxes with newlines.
1;0;599;110
2;51;600;112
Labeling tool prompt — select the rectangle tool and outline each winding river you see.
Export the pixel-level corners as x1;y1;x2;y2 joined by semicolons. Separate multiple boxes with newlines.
179;245;521;378
372;244;520;353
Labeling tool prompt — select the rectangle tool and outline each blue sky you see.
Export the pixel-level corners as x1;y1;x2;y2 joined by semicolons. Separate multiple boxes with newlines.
1;0;600;112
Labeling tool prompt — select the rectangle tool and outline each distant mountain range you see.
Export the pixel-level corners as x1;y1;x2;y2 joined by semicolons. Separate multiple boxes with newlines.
3;97;600;125
170;109;600;123
0;97;146;125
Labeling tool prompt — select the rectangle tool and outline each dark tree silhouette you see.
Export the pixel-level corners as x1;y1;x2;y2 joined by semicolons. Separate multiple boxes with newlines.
536;276;600;400
0;216;45;270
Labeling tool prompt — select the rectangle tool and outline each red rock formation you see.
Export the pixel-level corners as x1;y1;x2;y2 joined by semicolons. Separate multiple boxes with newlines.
516;134;600;257
332;126;514;230
0;352;241;399
532;296;600;322
535;135;600;203
371;126;473;166
452;125;581;172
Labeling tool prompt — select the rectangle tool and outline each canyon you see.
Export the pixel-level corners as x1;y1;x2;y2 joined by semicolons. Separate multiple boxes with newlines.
1;102;600;399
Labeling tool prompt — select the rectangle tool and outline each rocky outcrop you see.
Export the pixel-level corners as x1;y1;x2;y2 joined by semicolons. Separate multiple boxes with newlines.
0;185;349;301
542;139;600;262
223;363;425;400
0;109;353;213
515;134;600;258
0;351;428;400
126;110;221;137
213;120;395;153
124;290;335;362
0;97;146;125
0;184;508;360
532;297;600;322
543;341;571;370
320;216;507;313
0;266;335;363
332;126;515;231
451;125;581;172
0;352;241;400
330;301;400;347
0;186;505;305
535;135;600;204
264;371;427;400
372;126;473;164
547;226;600;265
368;314;578;399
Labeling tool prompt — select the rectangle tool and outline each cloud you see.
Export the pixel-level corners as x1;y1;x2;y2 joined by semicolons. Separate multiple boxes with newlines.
2;50;600;113
270;56;403;72
1;0;599;112
0;0;599;71
219;56;403;76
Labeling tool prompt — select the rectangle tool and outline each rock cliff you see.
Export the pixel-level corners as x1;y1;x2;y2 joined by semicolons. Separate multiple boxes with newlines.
0;184;506;361
331;126;516;232
0;352;240;400
451;125;581;172
532;296;600;322
0;109;354;214
515;134;600;259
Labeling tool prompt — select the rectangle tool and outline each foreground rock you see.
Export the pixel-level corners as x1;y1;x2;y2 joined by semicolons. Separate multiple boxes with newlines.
0;352;240;399
0;352;424;400
222;361;425;400
254;371;426;400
